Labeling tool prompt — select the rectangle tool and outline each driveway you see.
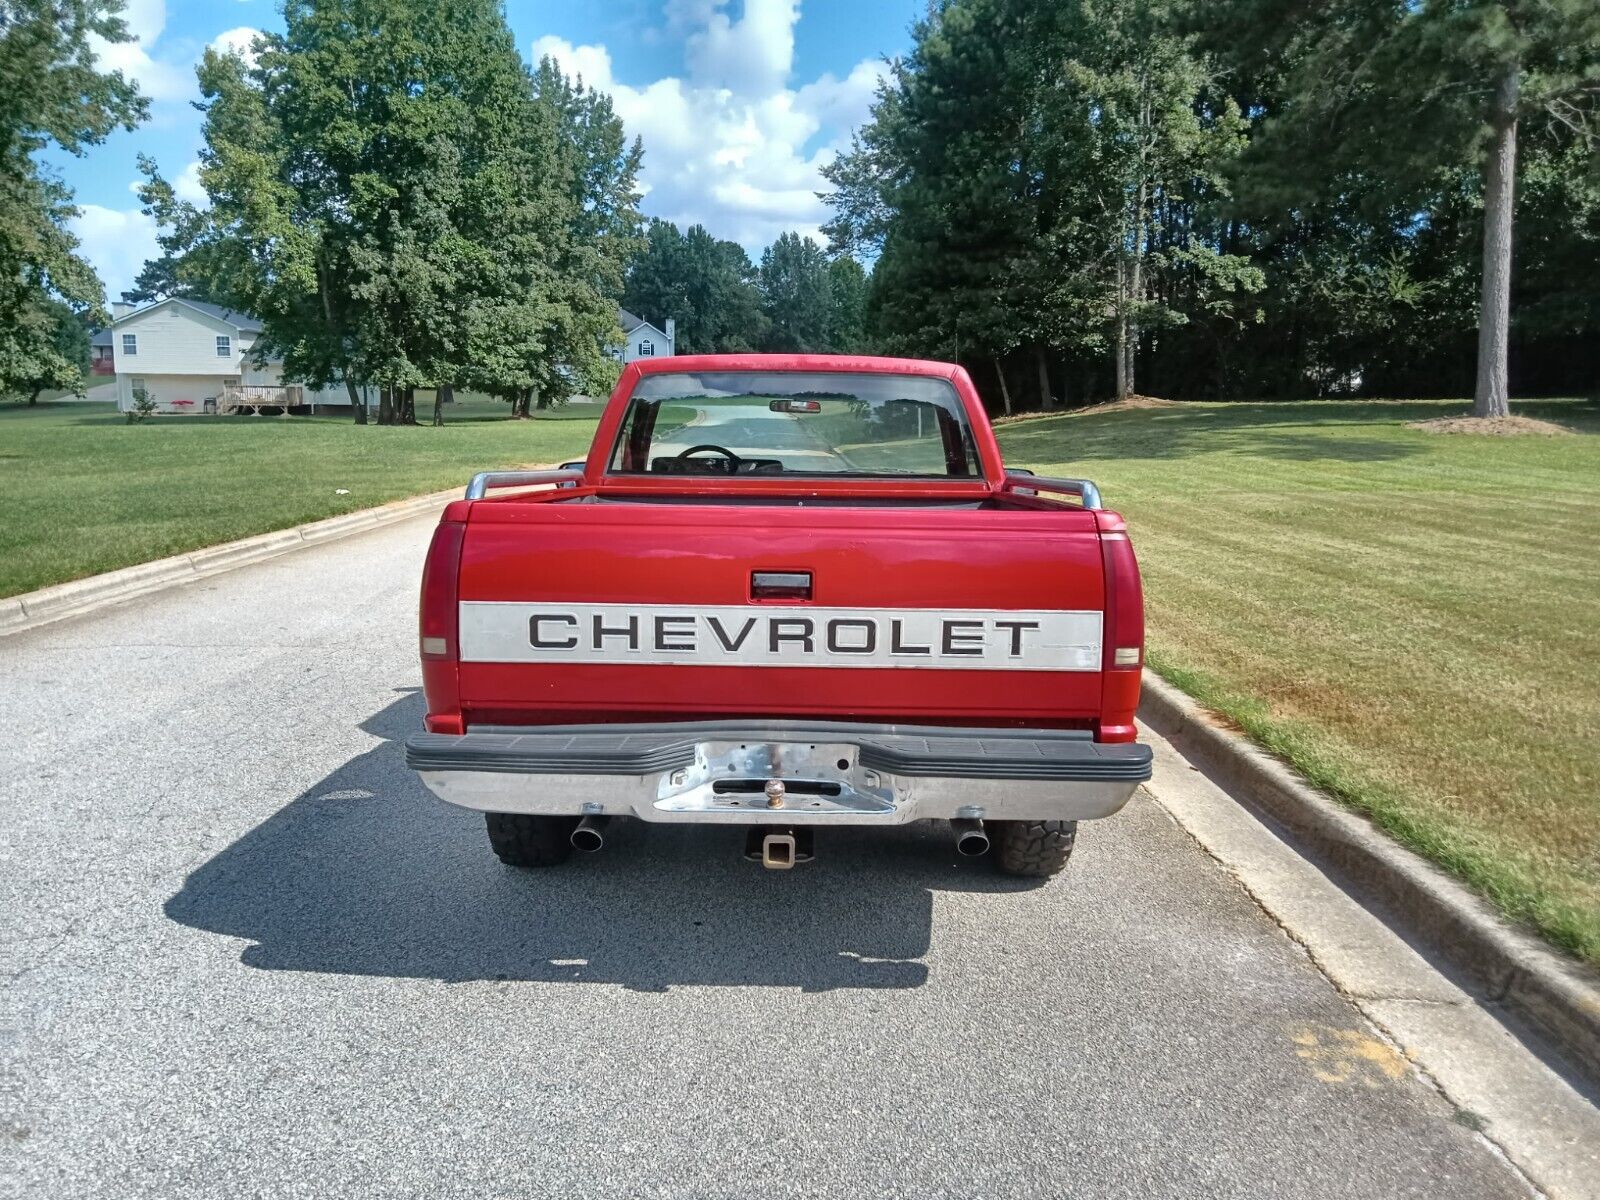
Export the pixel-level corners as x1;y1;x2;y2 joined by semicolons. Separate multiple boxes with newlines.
1;515;1579;1199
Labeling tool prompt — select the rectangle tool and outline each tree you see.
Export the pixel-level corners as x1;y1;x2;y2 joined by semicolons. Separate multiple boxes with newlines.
1238;0;1600;418
140;1;627;425
826;257;870;353
121;251;218;305
623;219;767;353
0;0;145;400
1039;1;1260;399
824;0;1259;407
0;296;90;402
522;57;644;411
760;233;833;352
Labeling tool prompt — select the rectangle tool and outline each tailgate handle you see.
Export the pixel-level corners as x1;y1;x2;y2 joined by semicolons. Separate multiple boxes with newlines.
752;571;812;600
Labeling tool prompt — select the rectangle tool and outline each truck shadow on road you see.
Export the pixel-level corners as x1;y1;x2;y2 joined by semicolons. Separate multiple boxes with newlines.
165;692;1039;990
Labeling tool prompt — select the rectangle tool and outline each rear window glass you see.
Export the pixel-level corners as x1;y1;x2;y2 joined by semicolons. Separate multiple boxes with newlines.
608;371;982;478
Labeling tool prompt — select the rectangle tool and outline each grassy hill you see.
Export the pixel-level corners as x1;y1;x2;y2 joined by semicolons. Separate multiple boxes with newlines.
998;397;1600;966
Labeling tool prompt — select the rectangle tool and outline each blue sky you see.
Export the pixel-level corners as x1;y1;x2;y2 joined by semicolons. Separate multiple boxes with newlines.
57;0;922;301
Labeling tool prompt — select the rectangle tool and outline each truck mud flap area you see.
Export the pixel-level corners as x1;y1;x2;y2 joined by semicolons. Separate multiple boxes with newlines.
406;719;1151;826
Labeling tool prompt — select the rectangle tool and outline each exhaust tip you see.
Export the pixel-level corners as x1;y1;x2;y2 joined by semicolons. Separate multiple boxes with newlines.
952;818;990;857
570;814;608;853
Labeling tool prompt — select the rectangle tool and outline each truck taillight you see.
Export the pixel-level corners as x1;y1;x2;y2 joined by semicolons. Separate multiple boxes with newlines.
419;518;466;735
419;519;466;659
1096;512;1144;743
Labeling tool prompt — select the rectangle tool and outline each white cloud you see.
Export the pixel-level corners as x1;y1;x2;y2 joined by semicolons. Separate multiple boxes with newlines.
683;0;800;97
209;26;263;70
173;160;208;205
533;3;888;256
71;204;162;303
88;0;192;102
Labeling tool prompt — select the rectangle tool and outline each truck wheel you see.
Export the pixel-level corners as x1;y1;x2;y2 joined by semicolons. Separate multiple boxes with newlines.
990;819;1078;878
484;813;579;868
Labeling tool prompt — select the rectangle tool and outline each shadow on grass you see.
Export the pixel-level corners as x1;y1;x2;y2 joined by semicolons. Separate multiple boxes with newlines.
999;398;1600;466
164;691;1037;990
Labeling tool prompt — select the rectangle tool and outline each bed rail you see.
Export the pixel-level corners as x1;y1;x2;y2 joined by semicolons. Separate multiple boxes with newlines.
464;468;585;500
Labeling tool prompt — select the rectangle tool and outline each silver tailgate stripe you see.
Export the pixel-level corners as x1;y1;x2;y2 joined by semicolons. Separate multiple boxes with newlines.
457;602;1103;671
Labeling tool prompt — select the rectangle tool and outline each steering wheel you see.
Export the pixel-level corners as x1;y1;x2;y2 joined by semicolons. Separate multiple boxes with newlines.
675;444;743;471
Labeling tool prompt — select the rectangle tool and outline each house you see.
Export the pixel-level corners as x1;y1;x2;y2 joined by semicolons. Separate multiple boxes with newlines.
617;308;676;362
107;298;352;415
104;298;676;414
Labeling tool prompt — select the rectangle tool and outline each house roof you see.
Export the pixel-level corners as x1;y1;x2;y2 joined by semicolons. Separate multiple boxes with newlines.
182;299;264;332
618;307;674;343
111;297;264;333
90;327;113;348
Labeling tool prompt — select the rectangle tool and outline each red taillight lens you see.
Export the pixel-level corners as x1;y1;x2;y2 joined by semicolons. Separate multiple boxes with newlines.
1096;511;1144;742
419;519;466;659
419;517;466;734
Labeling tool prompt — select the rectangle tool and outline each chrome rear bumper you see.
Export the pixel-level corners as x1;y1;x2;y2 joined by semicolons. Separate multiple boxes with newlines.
406;720;1149;825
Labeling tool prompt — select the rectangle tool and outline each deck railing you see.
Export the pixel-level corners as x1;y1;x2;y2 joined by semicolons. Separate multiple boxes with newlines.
217;385;305;415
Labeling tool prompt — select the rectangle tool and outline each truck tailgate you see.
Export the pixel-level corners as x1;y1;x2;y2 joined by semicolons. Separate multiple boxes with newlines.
451;500;1107;726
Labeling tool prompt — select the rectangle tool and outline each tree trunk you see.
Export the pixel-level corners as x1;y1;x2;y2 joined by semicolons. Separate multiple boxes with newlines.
435;384;450;427
1124;177;1147;401
28;387;41;405
1035;346;1052;409
345;378;367;425
1474;61;1518;420
377;385;394;425
994;358;1013;417
401;386;416;425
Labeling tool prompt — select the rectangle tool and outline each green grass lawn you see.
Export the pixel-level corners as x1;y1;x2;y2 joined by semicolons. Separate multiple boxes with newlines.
998;397;1600;966
0;396;601;597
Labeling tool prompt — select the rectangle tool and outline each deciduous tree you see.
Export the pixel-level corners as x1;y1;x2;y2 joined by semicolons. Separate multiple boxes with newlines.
0;0;145;400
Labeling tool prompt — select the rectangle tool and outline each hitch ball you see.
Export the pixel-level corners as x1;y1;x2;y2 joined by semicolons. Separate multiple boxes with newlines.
765;779;786;809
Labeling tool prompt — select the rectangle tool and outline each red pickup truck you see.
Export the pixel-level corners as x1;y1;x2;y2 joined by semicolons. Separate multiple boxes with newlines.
407;355;1149;877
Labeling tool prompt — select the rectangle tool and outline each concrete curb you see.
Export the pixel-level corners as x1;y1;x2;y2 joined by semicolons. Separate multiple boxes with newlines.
1;486;461;638
1139;670;1600;1084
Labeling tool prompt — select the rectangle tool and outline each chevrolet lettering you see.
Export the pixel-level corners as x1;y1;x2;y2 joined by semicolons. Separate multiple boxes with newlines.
408;354;1151;877
458;603;1102;670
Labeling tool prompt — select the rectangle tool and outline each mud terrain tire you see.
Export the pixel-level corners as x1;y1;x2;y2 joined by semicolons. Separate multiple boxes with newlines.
991;819;1078;877
485;813;579;868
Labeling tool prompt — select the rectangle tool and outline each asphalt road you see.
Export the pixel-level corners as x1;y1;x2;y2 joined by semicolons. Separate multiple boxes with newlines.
1;515;1551;1199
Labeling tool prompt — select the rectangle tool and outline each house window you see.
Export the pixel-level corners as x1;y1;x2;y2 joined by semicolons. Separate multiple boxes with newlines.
130;377;146;398
216;335;231;358
638;339;654;357
122;333;137;356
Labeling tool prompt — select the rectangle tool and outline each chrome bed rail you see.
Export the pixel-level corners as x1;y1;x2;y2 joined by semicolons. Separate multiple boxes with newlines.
1003;471;1103;510
464;468;585;500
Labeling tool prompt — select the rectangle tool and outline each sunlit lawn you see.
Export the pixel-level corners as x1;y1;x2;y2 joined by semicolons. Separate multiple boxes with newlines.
999;396;1600;965
0;396;601;597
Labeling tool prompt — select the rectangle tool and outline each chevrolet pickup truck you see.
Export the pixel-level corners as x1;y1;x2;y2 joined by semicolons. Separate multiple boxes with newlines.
406;354;1150;876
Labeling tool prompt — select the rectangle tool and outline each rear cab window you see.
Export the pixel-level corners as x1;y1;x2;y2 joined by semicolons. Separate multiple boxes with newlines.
608;371;982;478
